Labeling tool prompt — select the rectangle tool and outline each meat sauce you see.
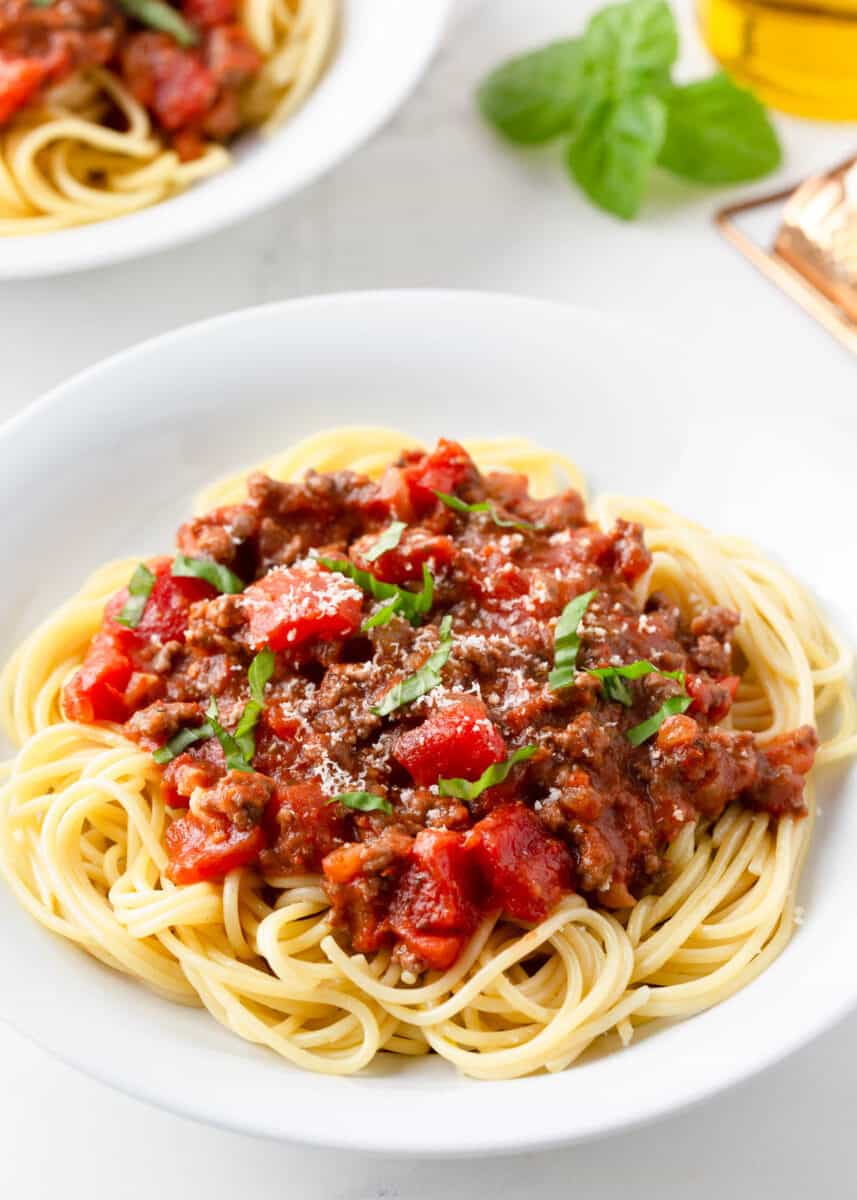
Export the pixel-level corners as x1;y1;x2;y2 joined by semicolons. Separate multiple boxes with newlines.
63;440;818;974
0;0;261;158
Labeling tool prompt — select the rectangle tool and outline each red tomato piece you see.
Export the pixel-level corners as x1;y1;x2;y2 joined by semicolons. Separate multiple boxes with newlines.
182;0;236;27
350;529;456;585
401;439;478;515
387;829;478;970
105;556;213;648
165;813;265;884
468;803;574;923
62;630;133;724
393;698;506;787
686;673;740;724
265;782;347;872
204;24;260;87
243;565;362;651
0;57;46;124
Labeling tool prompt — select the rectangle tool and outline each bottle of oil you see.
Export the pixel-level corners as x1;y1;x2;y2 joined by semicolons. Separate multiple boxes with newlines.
697;0;857;120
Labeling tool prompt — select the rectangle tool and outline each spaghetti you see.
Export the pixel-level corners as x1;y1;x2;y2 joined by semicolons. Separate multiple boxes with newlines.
0;0;336;235
1;428;854;1080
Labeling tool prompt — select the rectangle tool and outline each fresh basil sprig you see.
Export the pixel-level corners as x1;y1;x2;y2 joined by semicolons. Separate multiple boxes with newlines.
328;791;393;815
433;490;535;532
589;659;685;706
230;648;276;764
363;521;407;563
172;554;245;595
372;616;453;717
548;589;597;691
117;0;198;46
627;694;691;746
478;0;781;219
438;745;538;802
153;722;213;765
115;563;155;629
319;557;434;629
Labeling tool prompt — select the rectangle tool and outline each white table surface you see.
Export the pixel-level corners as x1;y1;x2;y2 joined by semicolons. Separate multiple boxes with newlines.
2;0;856;1195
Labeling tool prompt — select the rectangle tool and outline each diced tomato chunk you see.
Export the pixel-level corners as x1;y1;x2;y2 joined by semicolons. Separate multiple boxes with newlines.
350;529;456;585
120;33;217;131
165;812;264;884
393;698;506;786
401;440;478;515
182;0;236;26
265;782;347;872
204;24;260;87
0;57;47;124
387;829;478;970
243;565;363;652
686;673;740;724
105;556;213;648
62;630;133;723
468;803;574;923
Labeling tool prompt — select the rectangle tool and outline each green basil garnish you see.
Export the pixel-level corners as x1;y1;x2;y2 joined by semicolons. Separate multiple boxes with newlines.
328;791;393;815
231;647;276;763
548;589;597;691
363;521;407;563
433;490;536;532
371;616;453;717
115;563;156;629
438;745;538;802
117;0;198;46
204;697;254;773
589;659;686;706
152;722;213;765
172;553;244;595
319;557;434;629
627;694;692;747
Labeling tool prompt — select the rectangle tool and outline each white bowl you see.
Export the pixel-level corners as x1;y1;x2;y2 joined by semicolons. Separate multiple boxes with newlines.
0;2;453;279
0;291;855;1155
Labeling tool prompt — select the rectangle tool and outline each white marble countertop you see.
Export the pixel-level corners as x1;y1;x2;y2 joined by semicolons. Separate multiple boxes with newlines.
2;0;856;1195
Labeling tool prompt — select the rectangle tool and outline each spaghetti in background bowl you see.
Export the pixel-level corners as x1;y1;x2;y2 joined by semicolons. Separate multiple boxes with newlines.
0;291;855;1153
0;0;453;277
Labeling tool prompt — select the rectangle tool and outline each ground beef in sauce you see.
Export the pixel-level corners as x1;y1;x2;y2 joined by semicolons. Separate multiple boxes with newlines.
63;438;819;974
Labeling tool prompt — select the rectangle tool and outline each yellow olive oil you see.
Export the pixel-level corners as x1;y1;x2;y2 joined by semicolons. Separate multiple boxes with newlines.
697;0;857;120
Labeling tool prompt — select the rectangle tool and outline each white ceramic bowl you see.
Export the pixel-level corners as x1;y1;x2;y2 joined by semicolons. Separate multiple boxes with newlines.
0;291;855;1155
0;2;453;279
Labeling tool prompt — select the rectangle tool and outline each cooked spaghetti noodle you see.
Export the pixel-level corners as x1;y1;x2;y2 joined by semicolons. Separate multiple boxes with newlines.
0;0;336;235
1;428;853;1080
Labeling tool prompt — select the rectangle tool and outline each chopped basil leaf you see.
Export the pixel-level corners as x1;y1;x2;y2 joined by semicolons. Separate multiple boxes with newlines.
433;490;536;532
627;694;692;747
327;791;393;815
548;589;597;691
205;697;253;773
30;0;54;8
117;0;198;46
152;722;213;765
319;557;434;629
589;659;685;706
115;563;156;629
372;615;453;717
364;521;407;563
232;647;276;762
172;554;244;595
438;745;538;802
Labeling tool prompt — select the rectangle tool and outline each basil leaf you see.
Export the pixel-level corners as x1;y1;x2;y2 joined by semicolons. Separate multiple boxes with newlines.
477;39;586;144
627;694;692;746
364;521;407;563
232;647;276;761
438;745;539;802
548;589;597;691
247;646;275;705
567;93;666;220
328;791;393;815
117;0;198;45
172;554;245;595
319;558;434;628
658;73;781;184
582;0;677;99
205;697;253;773
371;615;453;717
433;490;535;532
115;563;155;629
153;721;213;765
30;0;54;8
589;659;685;706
